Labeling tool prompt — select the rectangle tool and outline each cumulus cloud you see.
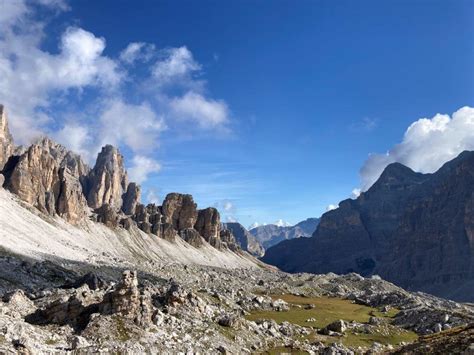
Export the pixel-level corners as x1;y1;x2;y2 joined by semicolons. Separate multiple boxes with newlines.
128;155;162;184
326;204;338;212
223;201;234;211
226;216;237;223
98;99;166;153
119;42;155;64
170;92;229;129
360;107;474;190
152;46;201;85
54;123;93;162
0;1;233;185
145;188;161;205
351;188;361;199
0;11;121;143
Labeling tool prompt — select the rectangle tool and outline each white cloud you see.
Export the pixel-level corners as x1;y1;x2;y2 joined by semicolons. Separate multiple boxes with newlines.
223;201;233;211
54;123;93;162
0;1;233;186
360;107;474;190
98;99;166;154
351;188;361;199
249;222;261;229
326;204;338;211
146;188;160;205
120;42;155;64
128;155;161;184
226;216;237;223
0;0;29;29
170;91;229;128
274;219;291;227
0;18;122;143
152;46;200;85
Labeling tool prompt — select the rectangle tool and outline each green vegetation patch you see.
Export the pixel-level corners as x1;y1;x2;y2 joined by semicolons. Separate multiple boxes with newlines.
246;294;417;348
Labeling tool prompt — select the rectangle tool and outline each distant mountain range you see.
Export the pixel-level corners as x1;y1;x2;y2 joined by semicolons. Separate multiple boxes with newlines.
262;151;474;302
222;222;265;257
250;218;320;250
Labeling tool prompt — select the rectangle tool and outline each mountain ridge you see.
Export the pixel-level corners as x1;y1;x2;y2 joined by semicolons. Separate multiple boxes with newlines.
250;217;320;250
262;151;474;302
0;105;250;257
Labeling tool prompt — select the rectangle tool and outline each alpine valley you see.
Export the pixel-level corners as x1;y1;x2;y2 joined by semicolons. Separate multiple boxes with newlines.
1;103;474;355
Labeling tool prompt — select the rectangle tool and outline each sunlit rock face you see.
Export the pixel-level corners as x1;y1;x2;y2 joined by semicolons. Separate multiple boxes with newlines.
0;104;240;251
263;151;474;302
3;137;90;223
0;105;14;170
85;145;128;210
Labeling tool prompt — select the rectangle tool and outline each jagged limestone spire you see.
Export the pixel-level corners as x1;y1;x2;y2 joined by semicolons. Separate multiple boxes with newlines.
0;105;14;170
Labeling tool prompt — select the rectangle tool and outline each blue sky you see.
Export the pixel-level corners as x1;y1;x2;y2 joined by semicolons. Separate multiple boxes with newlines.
1;0;474;227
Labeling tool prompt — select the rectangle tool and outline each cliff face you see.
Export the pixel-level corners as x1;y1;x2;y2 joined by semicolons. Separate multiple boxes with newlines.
0;105;14;170
223;222;264;257
0;105;240;252
263;152;474;302
2;138;90;223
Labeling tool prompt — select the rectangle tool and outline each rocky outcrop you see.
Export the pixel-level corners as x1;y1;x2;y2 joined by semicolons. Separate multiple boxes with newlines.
250;217;319;249
0;105;14;170
131;194;239;250
0;105;240;252
85;145;128;210
223;222;264;257
162;193;198;230
122;182;140;215
263;151;474;302
195;207;220;242
3;138;90;223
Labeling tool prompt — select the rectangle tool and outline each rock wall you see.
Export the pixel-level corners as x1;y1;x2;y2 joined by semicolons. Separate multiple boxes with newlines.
3;138;90;223
263;151;474;301
223;222;264;257
0;105;14;171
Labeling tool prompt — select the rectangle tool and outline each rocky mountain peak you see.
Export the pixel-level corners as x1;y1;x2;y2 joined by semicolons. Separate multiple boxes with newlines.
2;137;90;223
368;162;425;192
263;150;474;301
223;222;265;257
85;144;128;210
0;104;14;170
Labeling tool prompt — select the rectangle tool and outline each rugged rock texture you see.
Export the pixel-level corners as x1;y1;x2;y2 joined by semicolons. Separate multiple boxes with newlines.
0;105;240;252
195;207;220;242
122;182;140;215
263;151;474;302
85;145;128;210
224;222;264;257
1;253;473;354
250;217;319;249
131;195;239;250
162;193;198;230
0;105;14;170
2;138;90;223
